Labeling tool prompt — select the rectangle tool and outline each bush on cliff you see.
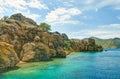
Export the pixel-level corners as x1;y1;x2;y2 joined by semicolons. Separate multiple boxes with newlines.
38;22;51;32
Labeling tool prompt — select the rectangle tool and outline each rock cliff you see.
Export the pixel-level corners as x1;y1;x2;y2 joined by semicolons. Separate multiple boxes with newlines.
0;13;103;72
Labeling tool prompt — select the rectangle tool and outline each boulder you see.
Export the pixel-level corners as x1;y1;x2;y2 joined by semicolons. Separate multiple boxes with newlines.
20;43;35;61
10;13;36;25
62;33;69;40
21;42;50;62
10;13;25;21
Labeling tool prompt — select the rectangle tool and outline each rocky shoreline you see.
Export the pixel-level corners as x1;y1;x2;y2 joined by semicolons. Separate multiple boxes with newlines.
0;13;103;72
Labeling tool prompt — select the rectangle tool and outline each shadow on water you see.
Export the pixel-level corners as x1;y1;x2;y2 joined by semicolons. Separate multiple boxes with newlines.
77;51;101;55
0;66;20;74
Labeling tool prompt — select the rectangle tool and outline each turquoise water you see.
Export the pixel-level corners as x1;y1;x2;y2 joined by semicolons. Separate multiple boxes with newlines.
0;49;120;79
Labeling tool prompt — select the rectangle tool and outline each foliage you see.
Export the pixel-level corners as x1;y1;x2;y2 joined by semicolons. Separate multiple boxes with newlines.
64;40;71;50
39;22;51;32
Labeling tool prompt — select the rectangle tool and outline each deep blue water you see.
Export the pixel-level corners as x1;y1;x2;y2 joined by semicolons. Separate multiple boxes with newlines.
0;49;120;79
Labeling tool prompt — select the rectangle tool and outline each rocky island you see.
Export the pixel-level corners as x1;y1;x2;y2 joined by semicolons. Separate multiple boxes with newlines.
0;13;103;72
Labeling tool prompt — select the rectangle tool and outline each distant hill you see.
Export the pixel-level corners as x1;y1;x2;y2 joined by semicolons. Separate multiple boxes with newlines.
83;37;120;48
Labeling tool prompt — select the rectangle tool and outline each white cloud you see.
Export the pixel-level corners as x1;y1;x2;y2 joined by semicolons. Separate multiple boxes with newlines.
0;0;27;13
69;23;120;39
81;0;120;11
25;13;41;21
0;0;47;21
84;0;94;4
50;20;81;26
45;7;82;26
69;29;120;39
27;0;48;10
101;24;120;29
0;7;4;17
63;2;74;7
5;0;27;10
95;0;120;9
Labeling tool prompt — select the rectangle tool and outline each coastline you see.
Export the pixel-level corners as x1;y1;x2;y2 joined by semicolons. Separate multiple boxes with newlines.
0;13;103;73
1;49;120;79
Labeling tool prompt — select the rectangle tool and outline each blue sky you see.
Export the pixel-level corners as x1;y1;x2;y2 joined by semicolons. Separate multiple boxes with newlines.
0;0;120;39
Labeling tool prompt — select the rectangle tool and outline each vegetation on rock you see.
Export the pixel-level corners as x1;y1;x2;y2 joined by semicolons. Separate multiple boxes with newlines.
38;22;51;32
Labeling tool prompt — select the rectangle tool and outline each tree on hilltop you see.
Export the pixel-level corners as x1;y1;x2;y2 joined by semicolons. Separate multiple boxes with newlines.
39;22;51;32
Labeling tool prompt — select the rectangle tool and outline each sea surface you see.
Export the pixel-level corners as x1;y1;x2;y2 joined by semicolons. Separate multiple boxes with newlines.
0;48;120;79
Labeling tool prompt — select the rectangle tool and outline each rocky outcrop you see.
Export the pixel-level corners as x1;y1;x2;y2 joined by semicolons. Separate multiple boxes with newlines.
20;42;50;62
0;42;19;71
70;38;103;52
10;13;37;25
84;37;120;48
0;13;103;72
62;33;69;40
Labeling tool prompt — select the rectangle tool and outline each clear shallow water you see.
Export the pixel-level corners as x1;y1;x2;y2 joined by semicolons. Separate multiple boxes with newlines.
0;49;120;79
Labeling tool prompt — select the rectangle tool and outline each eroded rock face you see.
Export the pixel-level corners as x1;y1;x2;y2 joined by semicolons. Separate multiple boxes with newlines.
20;43;35;61
0;42;19;71
20;42;50;62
